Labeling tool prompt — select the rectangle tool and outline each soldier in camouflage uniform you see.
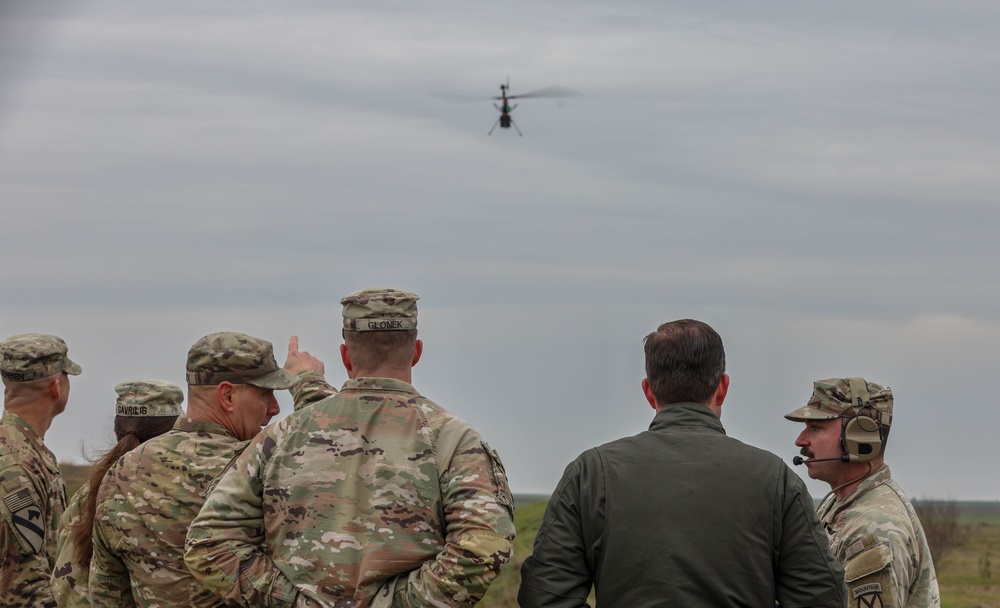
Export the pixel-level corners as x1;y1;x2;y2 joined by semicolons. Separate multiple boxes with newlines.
51;380;183;608
89;332;302;607
787;377;940;608
185;288;516;607
0;333;81;607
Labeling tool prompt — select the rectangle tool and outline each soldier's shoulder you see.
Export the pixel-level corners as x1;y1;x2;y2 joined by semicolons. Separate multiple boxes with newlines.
841;486;916;544
0;424;31;461
411;394;473;428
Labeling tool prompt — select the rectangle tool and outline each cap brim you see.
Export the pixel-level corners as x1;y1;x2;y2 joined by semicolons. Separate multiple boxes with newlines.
784;404;840;422
247;368;301;390
63;358;82;376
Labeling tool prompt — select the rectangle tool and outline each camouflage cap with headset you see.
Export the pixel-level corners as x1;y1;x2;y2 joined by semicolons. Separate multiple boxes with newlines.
785;377;894;463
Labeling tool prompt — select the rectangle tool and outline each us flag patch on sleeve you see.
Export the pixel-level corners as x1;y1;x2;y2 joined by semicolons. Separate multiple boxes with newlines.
4;487;44;554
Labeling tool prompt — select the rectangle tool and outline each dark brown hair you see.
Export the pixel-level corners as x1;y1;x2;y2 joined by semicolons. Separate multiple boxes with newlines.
643;319;726;406
71;415;177;565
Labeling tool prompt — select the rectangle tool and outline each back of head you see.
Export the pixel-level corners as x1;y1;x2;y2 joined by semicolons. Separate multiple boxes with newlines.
341;287;419;371
643;319;725;406
1;333;82;399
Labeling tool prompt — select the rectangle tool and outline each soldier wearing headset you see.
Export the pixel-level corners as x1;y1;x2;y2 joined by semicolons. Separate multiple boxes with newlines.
787;377;940;608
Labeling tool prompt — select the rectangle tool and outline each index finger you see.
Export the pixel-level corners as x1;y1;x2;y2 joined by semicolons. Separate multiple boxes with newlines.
288;335;299;355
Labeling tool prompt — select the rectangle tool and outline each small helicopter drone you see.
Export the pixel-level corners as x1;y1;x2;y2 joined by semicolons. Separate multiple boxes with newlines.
437;79;581;135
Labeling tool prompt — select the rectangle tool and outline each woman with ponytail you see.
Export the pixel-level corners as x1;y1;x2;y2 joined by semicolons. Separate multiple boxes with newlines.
50;380;183;607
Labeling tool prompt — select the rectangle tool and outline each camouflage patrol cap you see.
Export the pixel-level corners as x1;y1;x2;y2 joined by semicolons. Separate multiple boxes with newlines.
785;377;894;424
0;333;82;382
341;287;419;332
115;380;184;417
186;332;300;390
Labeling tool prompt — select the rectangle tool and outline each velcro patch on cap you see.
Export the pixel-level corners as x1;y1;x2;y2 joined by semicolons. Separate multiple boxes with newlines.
3;487;44;554
353;318;416;332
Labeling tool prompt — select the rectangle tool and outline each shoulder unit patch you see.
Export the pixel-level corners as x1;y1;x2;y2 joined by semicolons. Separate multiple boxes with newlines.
3;487;44;553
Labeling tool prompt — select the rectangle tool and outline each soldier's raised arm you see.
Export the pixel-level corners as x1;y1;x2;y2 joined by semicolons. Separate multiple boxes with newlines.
284;335;338;411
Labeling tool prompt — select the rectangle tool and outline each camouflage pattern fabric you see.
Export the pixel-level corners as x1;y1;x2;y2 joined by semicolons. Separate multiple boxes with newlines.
0;410;67;607
341;287;418;332
185;377;515;607
89;417;251;607
289;370;338;412
186;332;299;390
0;333;82;382
817;465;940;607
51;485;90;608
785;377;894;423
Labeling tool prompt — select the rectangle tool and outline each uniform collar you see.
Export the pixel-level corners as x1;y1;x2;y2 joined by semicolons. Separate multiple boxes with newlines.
649;401;727;435
818;464;893;523
172;416;240;439
341;377;419;394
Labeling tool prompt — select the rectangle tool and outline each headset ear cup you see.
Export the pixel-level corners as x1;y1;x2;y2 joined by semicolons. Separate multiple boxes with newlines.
842;415;882;463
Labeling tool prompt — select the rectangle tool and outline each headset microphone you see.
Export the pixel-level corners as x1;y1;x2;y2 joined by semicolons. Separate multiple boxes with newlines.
792;455;850;466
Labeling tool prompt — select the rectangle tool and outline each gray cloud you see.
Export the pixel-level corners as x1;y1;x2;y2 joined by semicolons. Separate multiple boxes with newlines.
2;0;997;500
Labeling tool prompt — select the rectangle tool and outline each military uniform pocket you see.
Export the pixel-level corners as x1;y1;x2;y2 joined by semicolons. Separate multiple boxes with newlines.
845;539;899;608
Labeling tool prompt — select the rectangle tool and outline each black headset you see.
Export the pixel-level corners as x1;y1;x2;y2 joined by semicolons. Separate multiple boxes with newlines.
839;377;891;463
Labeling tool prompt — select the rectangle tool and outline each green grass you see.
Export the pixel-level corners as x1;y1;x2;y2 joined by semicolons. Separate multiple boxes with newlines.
477;499;550;608
61;462;92;498
935;503;1000;608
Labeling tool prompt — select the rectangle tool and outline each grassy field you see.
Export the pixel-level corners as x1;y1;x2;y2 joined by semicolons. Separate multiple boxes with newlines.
933;501;1000;608
59;464;998;607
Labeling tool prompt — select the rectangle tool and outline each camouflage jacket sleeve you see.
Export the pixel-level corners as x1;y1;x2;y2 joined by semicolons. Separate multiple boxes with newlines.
184;431;300;608
88;469;137;608
289;371;338;412
374;431;515;608
51;487;91;608
0;464;57;608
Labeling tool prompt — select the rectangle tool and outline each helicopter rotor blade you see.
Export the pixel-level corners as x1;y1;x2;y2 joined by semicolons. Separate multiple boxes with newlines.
493;102;503;113
509;103;518;112
432;92;493;103
488;117;501;135
506;86;582;100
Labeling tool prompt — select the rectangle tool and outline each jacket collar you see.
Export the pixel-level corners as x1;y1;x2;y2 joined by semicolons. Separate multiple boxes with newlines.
818;464;892;523
341;377;419;394
172;416;240;439
649;401;726;435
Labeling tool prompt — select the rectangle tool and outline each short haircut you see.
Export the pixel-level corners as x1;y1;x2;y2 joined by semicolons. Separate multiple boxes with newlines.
343;329;417;370
643;319;726;406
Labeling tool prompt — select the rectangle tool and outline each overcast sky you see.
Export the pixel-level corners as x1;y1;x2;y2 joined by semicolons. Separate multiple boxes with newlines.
2;1;998;500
